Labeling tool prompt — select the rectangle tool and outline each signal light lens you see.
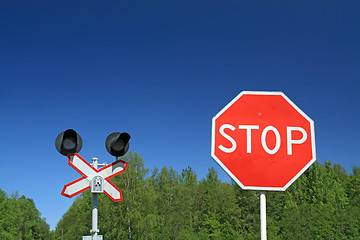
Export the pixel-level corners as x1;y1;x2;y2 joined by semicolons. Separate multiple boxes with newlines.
62;137;76;150
111;140;125;152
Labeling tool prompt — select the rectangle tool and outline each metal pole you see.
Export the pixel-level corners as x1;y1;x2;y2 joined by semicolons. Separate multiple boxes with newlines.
92;158;99;240
260;191;267;240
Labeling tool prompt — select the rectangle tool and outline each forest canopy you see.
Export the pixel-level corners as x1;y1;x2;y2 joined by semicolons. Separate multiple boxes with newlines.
53;152;360;240
1;151;359;239
0;190;50;239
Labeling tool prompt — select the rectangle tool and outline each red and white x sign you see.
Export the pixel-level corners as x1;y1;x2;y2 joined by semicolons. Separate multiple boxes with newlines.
61;153;128;202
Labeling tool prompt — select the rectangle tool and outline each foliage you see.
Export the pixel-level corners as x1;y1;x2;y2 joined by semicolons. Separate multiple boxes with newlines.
53;152;360;239
0;190;52;240
2;152;360;239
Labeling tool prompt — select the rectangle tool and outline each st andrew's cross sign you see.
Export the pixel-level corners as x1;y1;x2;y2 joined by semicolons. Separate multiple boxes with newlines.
62;153;128;201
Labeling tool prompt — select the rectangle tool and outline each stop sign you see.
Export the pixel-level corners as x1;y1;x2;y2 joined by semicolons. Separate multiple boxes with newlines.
211;91;316;191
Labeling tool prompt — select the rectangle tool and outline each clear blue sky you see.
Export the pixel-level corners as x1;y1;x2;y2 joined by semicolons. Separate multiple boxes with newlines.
1;1;359;231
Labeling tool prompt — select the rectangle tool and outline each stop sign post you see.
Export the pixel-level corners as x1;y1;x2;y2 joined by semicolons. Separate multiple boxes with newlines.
211;91;316;239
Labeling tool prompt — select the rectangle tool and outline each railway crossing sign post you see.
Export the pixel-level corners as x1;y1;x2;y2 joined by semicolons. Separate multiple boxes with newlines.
56;130;131;240
211;91;316;239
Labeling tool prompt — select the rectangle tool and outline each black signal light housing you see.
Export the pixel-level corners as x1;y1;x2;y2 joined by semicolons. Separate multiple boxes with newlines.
55;129;83;156
105;132;131;157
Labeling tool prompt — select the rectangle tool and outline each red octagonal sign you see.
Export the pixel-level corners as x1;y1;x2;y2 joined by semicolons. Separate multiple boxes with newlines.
211;91;316;191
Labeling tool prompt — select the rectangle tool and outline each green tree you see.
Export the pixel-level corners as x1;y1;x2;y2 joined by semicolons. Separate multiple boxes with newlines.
53;153;360;239
54;192;92;240
0;189;51;240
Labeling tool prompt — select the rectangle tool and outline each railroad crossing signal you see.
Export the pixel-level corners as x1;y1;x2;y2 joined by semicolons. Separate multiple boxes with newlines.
55;129;131;240
55;129;131;201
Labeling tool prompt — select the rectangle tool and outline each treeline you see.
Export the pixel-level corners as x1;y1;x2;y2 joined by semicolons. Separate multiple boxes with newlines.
0;189;51;239
54;152;360;240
